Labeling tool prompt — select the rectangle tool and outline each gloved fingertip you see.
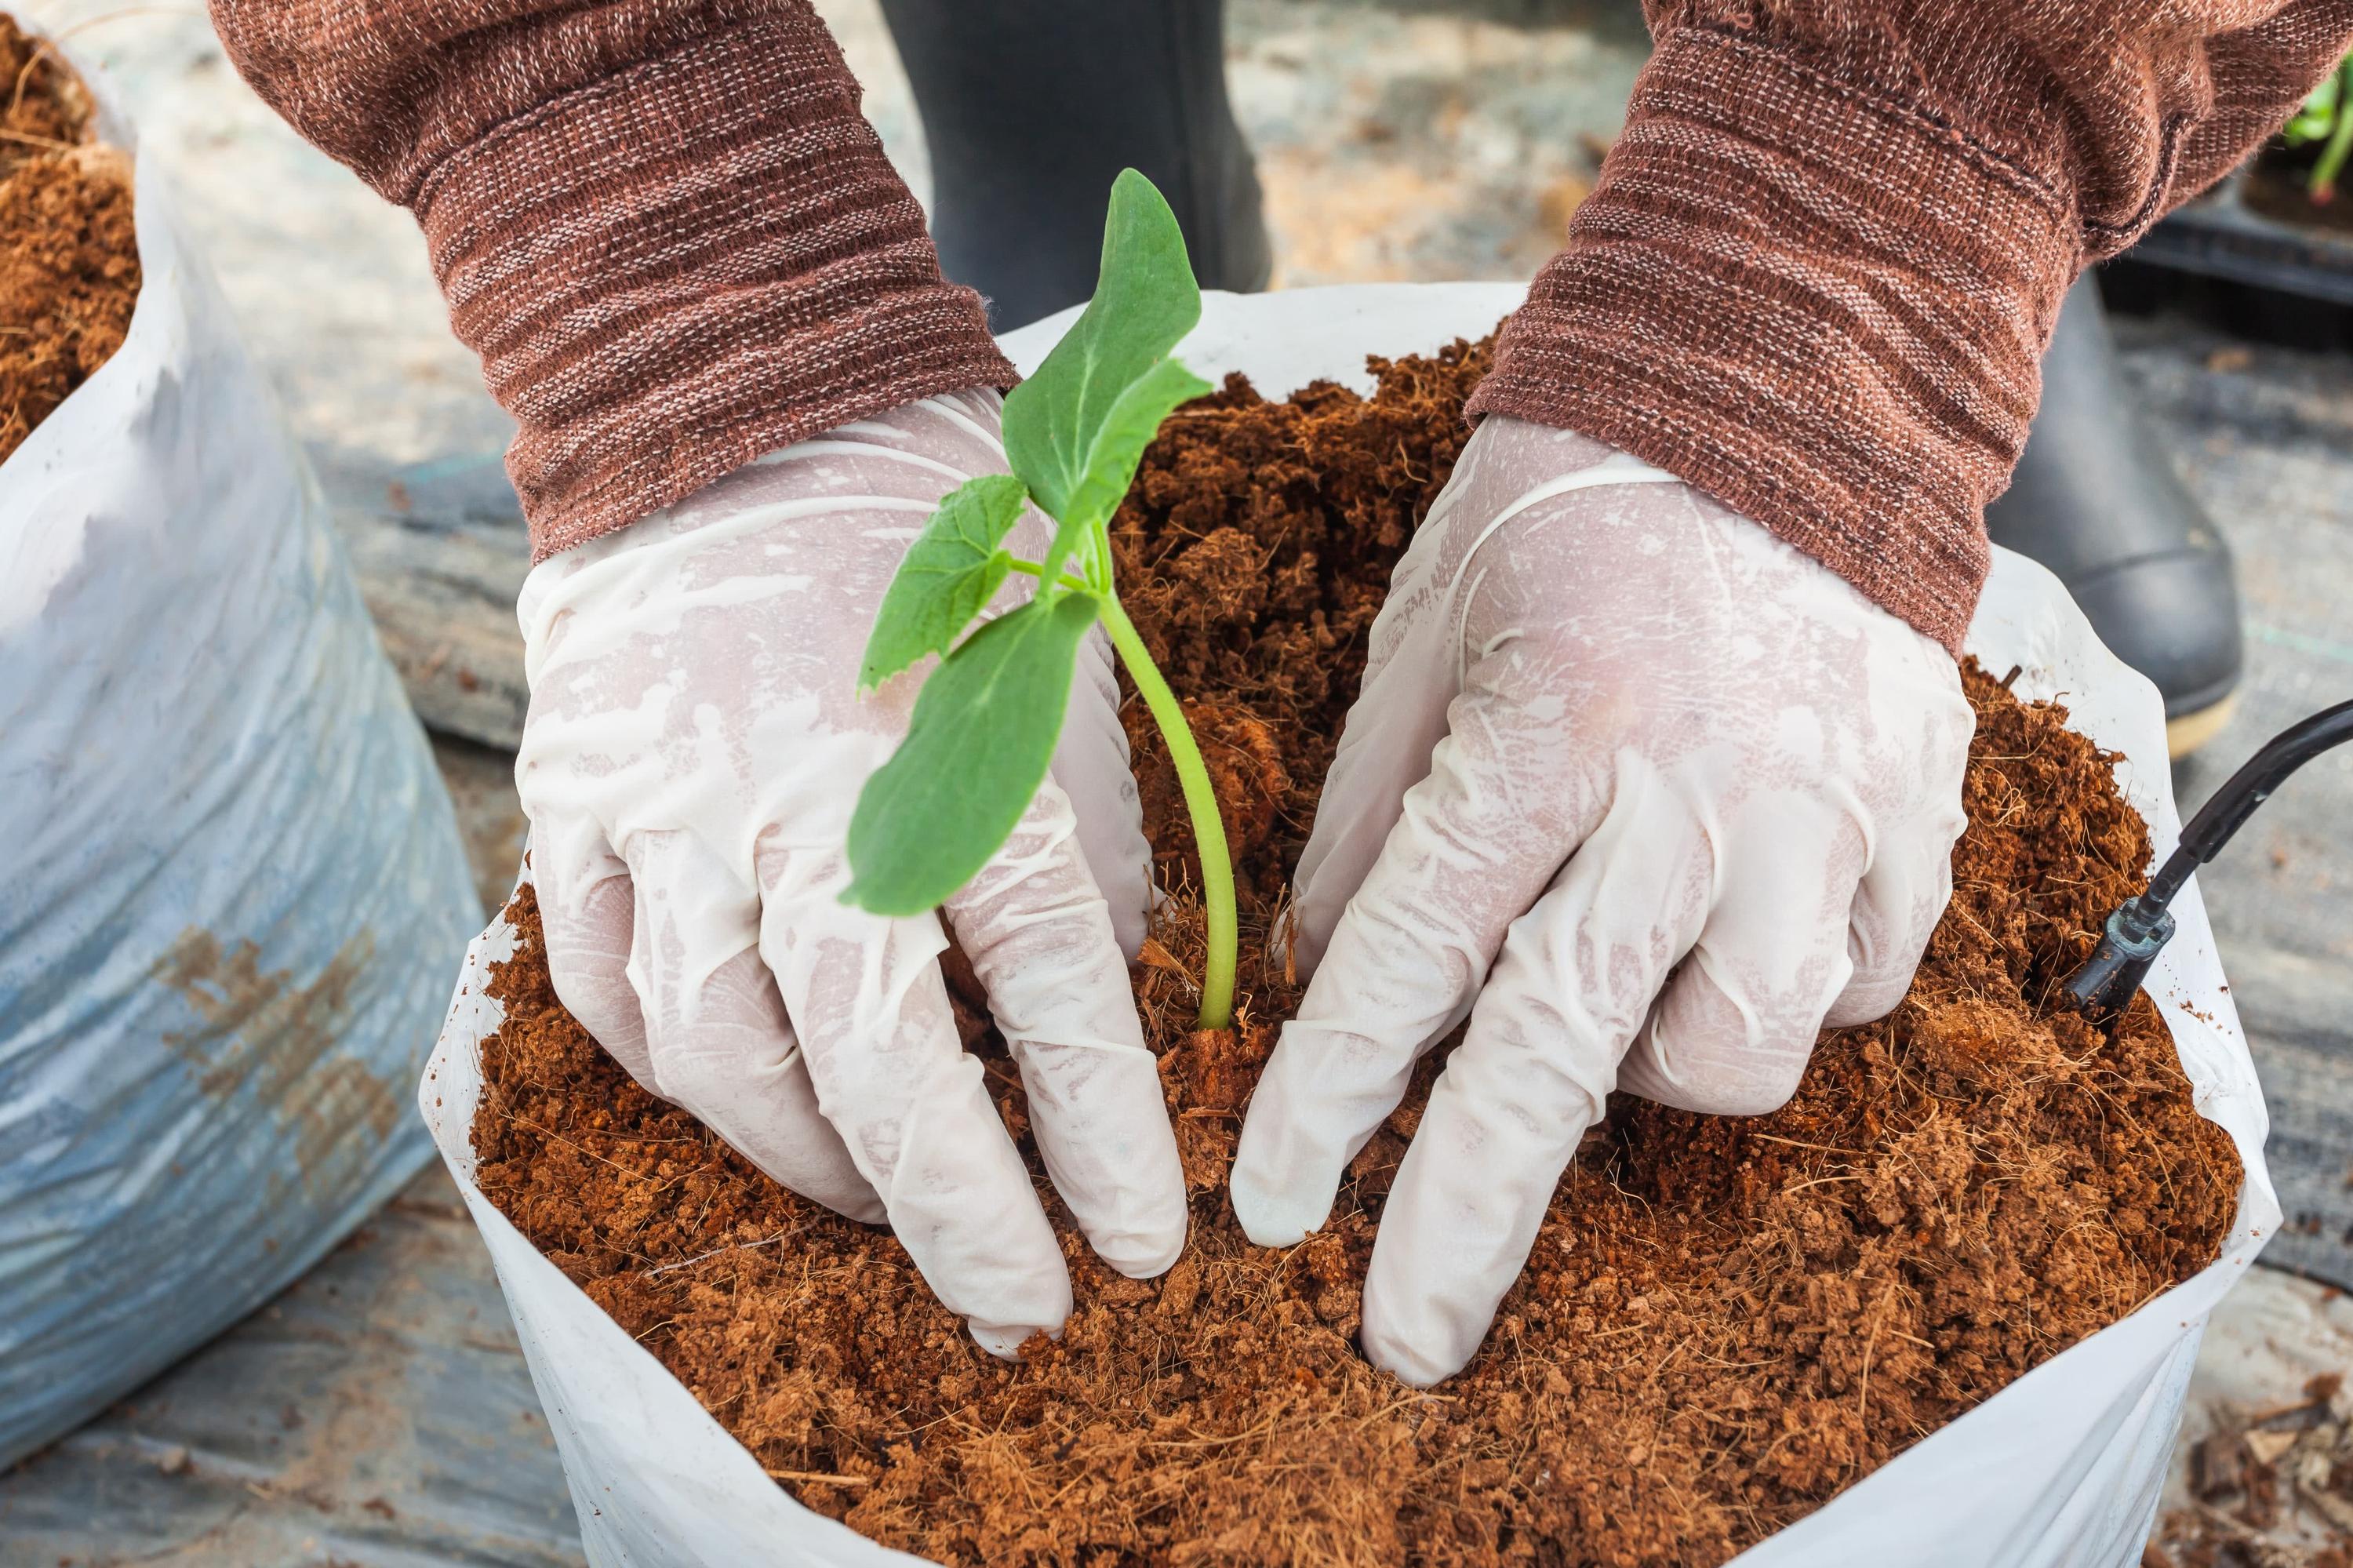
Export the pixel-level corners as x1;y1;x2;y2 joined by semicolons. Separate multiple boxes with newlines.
967;1315;1060;1361
1227;1162;1329;1250
1229;1094;1344;1248
1358;1308;1463;1390
1093;1213;1187;1281
1821;974;1911;1031
1073;1173;1189;1280
1110;903;1149;964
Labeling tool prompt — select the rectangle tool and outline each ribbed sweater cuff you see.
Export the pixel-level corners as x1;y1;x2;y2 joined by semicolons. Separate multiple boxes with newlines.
1466;27;2080;654
412;14;1016;562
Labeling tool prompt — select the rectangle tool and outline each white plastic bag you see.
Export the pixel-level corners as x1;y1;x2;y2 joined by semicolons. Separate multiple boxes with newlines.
421;282;2277;1568
0;52;482;1466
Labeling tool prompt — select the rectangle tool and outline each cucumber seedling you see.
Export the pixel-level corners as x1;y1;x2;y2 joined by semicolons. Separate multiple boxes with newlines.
842;169;1238;1031
2284;52;2353;202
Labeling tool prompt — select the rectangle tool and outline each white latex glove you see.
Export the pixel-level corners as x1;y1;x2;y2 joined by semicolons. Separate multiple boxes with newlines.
515;391;1186;1356
1231;417;1974;1385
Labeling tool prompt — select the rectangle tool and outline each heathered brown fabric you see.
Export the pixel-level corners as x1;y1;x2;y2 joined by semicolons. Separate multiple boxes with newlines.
211;0;2353;635
208;0;1014;562
1468;2;2353;652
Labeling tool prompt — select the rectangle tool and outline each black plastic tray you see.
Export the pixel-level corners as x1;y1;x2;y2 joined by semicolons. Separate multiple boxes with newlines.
2135;165;2353;308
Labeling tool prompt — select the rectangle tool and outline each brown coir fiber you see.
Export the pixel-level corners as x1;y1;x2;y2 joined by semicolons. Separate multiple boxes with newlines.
0;14;137;467
471;344;2241;1567
1112;344;1486;907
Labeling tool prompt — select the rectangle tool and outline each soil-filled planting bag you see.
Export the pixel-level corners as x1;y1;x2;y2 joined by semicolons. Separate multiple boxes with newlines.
0;37;480;1465
423;284;2275;1568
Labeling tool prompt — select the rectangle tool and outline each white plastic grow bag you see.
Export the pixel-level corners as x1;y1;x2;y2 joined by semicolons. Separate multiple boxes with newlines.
421;282;2276;1568
0;53;481;1465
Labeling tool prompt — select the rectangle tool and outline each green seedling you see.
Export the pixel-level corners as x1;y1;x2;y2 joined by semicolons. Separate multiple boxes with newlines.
2284;53;2353;202
843;169;1238;1031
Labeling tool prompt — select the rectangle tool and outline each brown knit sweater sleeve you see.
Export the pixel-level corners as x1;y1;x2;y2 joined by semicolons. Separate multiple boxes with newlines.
1467;0;2353;651
208;0;1014;562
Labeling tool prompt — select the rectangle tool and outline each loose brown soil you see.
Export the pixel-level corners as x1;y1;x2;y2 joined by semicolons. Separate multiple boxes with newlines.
0;15;138;466
1111;345;1484;906
472;343;2242;1567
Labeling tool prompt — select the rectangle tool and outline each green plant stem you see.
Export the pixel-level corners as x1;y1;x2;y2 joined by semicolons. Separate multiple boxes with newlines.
1096;596;1236;1030
1006;559;1093;592
2316;61;2353;202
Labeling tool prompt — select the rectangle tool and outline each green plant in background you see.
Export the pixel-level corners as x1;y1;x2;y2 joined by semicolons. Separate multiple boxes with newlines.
843;169;1239;1031
2284;51;2353;203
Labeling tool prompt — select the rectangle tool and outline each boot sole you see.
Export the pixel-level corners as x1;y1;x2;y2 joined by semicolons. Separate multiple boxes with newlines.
2167;693;2239;759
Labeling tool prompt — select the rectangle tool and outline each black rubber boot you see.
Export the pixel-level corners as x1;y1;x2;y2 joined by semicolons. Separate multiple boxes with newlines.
1988;274;2244;756
878;0;1272;331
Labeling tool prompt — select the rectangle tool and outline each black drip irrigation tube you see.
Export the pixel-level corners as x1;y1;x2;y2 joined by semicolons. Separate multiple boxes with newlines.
2065;698;2353;1017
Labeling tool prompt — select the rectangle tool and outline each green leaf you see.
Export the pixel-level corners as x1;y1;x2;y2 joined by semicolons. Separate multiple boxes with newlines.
1036;356;1214;589
2286;60;2347;145
843;592;1104;916
858;474;1031;692
1004;169;1209;580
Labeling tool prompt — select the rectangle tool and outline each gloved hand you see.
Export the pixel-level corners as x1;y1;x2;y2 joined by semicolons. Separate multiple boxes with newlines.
515;390;1187;1357
1230;417;1974;1385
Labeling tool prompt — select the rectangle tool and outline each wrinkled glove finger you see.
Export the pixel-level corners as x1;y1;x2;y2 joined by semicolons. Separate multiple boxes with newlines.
1360;789;1715;1387
1231;683;1601;1250
1823;819;1960;1029
1286;486;1468;977
755;831;1071;1357
946;777;1186;1279
1617;798;1867;1115
620;829;882;1224
532;820;656;1098
1286;601;1459;980
1825;708;1972;1027
1288;431;1683;979
1047;624;1154;958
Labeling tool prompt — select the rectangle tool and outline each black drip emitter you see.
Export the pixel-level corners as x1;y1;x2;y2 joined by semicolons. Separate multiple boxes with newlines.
2064;698;2353;1017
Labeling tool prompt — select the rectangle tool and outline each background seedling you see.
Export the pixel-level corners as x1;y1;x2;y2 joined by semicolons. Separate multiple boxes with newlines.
844;169;1239;1031
2284;52;2353;202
